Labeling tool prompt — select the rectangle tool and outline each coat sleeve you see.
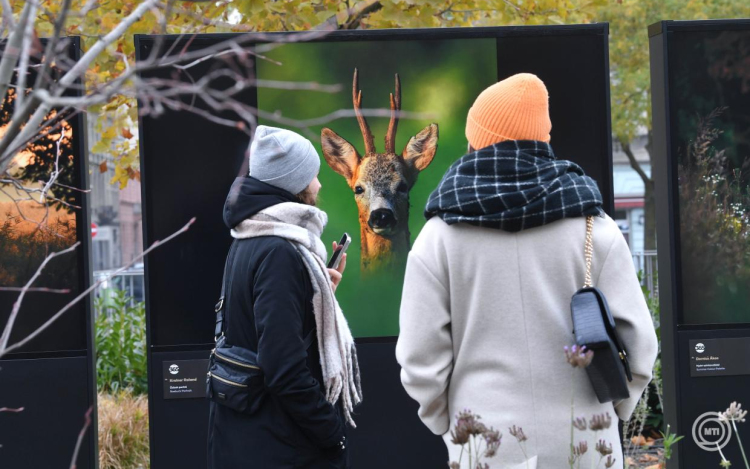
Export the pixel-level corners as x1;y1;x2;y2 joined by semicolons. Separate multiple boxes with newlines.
595;230;659;421
396;249;453;436
253;243;344;449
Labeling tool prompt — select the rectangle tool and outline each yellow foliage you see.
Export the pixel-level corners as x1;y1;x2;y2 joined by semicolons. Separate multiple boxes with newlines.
21;0;742;187
101;126;117;140
597;0;750;144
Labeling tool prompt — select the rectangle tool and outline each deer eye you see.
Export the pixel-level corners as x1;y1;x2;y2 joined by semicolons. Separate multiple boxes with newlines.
397;182;408;193
354;185;365;195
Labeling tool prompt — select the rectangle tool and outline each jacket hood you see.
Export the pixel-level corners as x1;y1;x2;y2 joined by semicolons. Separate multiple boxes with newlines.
223;176;297;229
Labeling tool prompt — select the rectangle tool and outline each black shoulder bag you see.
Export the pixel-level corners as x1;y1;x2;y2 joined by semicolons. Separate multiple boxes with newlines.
206;240;316;414
570;216;633;403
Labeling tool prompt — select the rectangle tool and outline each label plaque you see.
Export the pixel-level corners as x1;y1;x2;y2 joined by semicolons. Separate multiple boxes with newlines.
689;338;750;378
163;359;209;399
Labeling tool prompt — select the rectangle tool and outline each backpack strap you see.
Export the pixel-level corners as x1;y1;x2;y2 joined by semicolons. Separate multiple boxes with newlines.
303;328;316;350
214;240;239;341
215;240;317;351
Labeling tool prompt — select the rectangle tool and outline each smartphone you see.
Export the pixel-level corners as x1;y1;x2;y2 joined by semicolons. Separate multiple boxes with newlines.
327;233;351;270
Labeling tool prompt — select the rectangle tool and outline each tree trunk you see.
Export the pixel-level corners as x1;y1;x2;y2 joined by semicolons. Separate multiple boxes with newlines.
643;132;657;251
621;134;657;250
643;177;657;250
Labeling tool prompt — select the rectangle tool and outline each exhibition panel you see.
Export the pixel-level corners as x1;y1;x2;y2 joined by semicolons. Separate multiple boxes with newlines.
136;25;613;467
0;37;97;469
650;19;750;469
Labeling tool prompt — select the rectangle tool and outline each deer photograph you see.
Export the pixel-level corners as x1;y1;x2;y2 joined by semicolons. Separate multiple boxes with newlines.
321;69;439;273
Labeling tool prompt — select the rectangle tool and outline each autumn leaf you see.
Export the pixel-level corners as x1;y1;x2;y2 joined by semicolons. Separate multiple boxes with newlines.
630;435;655;446
101;126;117;139
92;138;111;154
121;128;133;139
99;161;108;173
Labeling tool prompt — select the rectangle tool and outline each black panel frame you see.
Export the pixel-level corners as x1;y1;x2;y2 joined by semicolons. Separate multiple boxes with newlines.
649;19;750;469
0;36;97;468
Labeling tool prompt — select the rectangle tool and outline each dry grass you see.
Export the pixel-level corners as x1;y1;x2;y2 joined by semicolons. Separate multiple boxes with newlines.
98;390;150;469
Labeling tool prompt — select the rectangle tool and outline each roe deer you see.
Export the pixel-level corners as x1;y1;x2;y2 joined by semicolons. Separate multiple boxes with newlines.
321;69;438;273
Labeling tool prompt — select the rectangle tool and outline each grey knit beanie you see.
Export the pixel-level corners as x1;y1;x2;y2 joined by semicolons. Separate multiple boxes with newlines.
249;125;321;195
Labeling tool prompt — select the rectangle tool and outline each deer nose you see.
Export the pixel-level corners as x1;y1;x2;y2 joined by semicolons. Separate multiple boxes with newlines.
369;209;396;229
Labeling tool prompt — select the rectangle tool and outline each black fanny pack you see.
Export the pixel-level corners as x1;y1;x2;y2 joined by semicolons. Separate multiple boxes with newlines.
206;240;316;414
570;216;633;404
207;334;266;414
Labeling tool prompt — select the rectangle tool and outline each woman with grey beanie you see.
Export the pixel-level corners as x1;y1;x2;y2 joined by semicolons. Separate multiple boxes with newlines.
207;125;362;469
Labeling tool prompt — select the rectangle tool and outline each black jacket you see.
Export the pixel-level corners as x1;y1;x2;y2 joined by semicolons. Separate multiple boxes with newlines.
207;177;348;469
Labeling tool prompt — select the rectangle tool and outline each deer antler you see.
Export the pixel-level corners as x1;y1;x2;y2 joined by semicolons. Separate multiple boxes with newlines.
385;73;401;154
353;68;375;155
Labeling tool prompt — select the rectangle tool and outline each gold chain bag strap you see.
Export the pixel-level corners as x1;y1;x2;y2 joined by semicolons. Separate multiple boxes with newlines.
570;216;633;403
584;215;595;288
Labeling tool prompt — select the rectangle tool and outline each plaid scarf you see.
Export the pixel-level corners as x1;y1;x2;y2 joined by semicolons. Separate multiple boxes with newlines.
425;140;604;231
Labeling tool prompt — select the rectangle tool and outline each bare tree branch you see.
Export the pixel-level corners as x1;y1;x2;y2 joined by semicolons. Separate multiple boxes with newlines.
68;406;92;469
0;183;77;240
0;2;32;105
43;179;91;194
0;241;80;352
0;0;161;164
0;0;14;32
309;0;386;30
33;0;74;91
342;0;384;30
37;132;63;203
1;217;196;357
32;74;343;109
0;407;24;413
80;0;98;16
0;287;71;293
172;46;281;70
12;1;38;115
0;26;339;171
257;107;436;131
0;104;80;175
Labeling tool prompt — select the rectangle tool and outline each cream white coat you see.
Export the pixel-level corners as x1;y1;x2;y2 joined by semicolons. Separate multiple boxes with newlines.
396;215;659;469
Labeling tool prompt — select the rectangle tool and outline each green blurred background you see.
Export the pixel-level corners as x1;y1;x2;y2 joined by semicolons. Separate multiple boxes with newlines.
257;38;497;337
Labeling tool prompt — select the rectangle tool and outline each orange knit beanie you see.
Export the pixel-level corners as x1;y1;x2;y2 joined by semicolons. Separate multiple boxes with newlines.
465;73;551;150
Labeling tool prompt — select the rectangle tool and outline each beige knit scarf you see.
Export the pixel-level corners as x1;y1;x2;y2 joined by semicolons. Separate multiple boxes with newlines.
231;202;362;427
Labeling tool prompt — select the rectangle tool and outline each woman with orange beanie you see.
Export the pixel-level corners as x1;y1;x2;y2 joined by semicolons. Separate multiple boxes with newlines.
396;73;658;468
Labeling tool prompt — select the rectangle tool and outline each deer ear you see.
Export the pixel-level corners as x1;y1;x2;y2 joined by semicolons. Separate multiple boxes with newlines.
403;123;438;172
321;128;361;181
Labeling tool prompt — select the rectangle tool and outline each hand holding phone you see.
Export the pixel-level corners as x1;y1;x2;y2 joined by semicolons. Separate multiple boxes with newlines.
327;233;351;270
327;234;351;293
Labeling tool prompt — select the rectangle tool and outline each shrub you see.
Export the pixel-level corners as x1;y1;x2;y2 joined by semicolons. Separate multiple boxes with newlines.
95;290;148;395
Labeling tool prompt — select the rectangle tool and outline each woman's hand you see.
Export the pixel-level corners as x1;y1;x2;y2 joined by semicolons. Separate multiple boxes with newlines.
328;240;347;293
